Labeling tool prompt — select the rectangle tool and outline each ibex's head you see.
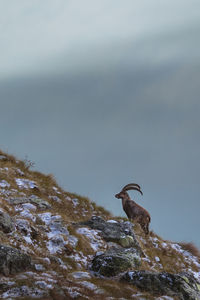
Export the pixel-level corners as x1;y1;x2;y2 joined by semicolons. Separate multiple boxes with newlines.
115;183;143;199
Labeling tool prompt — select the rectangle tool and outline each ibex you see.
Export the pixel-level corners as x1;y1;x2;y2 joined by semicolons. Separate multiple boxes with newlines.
115;183;151;234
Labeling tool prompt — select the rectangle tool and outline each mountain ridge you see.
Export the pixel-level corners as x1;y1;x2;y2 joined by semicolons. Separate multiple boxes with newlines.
0;149;199;299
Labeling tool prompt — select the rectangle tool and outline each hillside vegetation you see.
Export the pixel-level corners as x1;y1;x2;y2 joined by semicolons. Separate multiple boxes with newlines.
0;150;199;299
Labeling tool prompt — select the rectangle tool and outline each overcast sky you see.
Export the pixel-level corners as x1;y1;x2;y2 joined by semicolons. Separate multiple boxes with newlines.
0;0;200;247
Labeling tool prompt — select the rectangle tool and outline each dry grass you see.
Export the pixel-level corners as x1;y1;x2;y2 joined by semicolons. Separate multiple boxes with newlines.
0;149;199;300
179;242;200;260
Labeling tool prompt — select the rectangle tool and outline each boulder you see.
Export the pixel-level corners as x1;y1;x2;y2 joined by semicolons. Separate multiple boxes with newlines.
9;195;51;210
0;244;31;275
121;270;200;300
0;211;14;233
78;216;140;249
91;246;141;277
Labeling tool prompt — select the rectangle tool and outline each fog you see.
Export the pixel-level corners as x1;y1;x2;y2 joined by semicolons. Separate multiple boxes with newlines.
0;0;200;246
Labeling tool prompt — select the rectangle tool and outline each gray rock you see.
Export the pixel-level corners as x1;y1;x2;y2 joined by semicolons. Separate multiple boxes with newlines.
91;246;141;277
0;211;14;233
1;285;46;299
121;270;200;300
78;216;140;249
71;271;91;280
0;244;31;275
9;195;51;210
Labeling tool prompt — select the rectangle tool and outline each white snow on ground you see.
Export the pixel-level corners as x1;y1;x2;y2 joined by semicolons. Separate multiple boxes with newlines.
155;256;160;262
0;180;10;188
38;212;53;225
15;168;25;176
23;236;33;244
70;252;92;268
48;195;62;203
35;264;45;271
52;186;61;194
142;257;151;263
64;287;82;299
161;242;168;248
35;281;53;289
72;198;79;207
22;203;37;211
2;286;45;299
76;227;106;251
0;167;9;173
37;212;69;254
156;296;174;300
172;244;200;282
47;235;66;254
20;209;36;221
42;258;51;264
107;220;118;223
0;189;12;197
15;178;38;189
68;235;78;247
79;281;97;291
71;271;91;280
65;195;72;201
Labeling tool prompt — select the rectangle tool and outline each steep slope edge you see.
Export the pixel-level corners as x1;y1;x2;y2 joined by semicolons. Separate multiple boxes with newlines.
0;150;199;299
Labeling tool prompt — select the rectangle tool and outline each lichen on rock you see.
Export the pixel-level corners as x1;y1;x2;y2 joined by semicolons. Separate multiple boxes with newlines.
91;246;141;276
0;211;14;233
121;270;200;300
77;215;140;249
0;244;32;276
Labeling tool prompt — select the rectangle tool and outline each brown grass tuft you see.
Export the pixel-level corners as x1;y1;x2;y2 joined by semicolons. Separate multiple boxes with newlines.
179;242;200;260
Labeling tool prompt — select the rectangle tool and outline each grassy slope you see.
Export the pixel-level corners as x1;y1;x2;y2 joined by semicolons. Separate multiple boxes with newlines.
0;149;199;299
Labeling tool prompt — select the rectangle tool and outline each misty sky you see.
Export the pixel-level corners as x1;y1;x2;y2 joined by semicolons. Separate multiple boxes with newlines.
0;1;200;246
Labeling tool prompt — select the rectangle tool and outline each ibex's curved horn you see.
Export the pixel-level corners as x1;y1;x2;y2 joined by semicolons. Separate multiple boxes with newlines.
122;183;143;195
122;183;141;190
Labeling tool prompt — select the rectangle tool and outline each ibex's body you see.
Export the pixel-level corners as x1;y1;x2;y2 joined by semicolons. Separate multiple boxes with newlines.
115;183;151;234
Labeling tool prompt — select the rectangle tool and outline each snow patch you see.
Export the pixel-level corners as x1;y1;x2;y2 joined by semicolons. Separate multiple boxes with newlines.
68;235;78;247
15;178;38;189
71;271;91;280
79;281;97;291
38;212;69;254
155;256;160;262
23;236;33;244
162;242;168;248
107;220;118;223
22;203;37;211
76;227;105;251
2;286;45;299
53;186;61;194
49;195;62;203
35;281;53;289
47;235;66;254
42;258;51;264
20;210;36;221
72;198;79;207
35;264;45;271
15;168;25;176
0;180;10;188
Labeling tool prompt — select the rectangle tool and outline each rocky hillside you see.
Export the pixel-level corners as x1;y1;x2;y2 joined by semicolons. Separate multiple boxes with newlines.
0;150;200;300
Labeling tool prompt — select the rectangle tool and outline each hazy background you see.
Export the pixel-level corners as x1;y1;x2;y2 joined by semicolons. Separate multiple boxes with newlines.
0;0;200;246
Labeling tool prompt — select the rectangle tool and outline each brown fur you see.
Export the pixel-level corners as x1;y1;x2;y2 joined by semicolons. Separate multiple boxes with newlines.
115;189;151;234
